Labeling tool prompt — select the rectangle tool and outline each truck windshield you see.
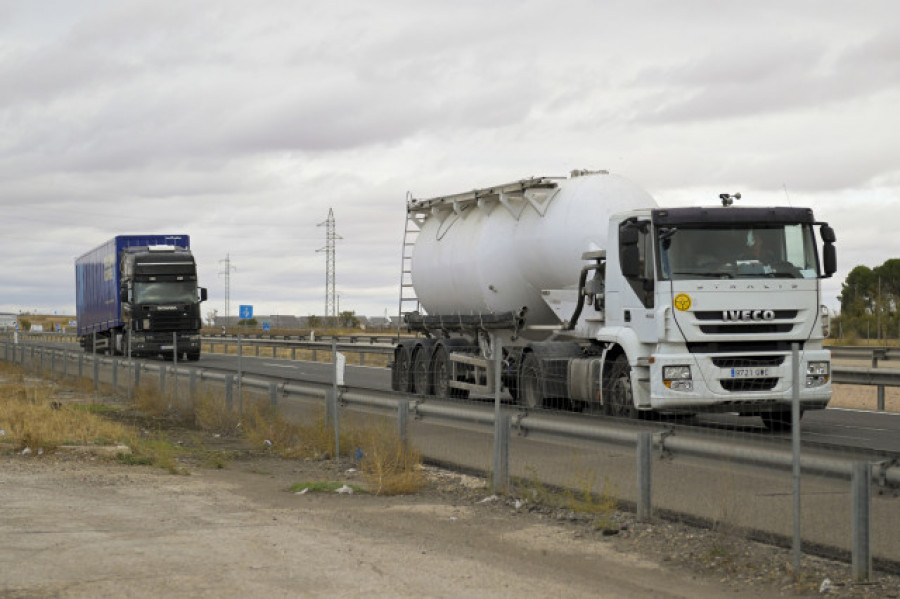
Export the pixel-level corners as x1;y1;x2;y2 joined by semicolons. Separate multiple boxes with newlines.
658;223;819;280
134;281;198;304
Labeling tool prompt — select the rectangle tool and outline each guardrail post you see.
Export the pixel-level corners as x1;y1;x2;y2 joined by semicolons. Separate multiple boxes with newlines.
190;369;198;400
291;347;296;360
133;361;141;390
877;386;885;411
92;356;99;392
225;374;234;411
489;333;508;494
50;349;55;374
637;432;653;522
39;348;44;372
112;358;118;389
331;338;340;458
397;399;409;449
268;382;277;406
359;352;364;366
851;462;872;581
158;364;166;395
492;411;510;495
172;333;178;407
791;342;802;573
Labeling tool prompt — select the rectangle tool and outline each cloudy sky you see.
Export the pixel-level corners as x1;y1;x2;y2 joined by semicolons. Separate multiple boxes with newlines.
2;0;898;322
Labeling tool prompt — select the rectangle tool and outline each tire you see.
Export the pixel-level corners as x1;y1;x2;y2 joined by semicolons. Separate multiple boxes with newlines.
411;346;431;396
431;345;468;400
606;355;636;418
518;352;544;410
392;346;412;392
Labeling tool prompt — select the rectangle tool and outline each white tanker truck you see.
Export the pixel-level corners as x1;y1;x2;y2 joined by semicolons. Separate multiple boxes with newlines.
391;169;837;431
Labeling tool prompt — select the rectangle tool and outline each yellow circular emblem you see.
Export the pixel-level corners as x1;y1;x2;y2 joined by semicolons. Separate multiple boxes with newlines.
674;293;692;312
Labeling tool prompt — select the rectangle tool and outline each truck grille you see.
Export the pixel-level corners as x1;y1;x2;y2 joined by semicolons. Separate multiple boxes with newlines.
719;378;779;392
712;355;785;368
149;310;196;332
699;323;793;334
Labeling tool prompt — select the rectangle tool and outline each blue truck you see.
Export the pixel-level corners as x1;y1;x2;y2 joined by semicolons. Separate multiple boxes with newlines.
75;235;207;360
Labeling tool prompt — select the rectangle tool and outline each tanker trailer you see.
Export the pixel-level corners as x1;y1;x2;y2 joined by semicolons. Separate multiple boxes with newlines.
392;169;838;431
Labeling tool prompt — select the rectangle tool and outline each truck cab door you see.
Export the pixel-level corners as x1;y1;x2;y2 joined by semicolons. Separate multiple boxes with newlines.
619;219;659;342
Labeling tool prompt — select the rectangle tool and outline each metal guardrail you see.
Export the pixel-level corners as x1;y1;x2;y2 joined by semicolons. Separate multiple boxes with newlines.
7;333;900;405
833;366;900;387
3;340;897;487
830;346;900;365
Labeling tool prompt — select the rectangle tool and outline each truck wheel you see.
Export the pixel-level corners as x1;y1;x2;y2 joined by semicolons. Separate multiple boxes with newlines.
392;346;412;392
411;347;431;396
606;355;635;418
518;352;544;410
431;345;467;400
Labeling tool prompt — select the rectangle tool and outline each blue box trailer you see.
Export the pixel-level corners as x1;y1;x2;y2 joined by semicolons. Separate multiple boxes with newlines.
75;235;191;337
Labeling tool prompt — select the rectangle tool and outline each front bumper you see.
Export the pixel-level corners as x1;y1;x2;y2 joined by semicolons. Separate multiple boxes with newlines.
131;333;201;356
647;349;831;412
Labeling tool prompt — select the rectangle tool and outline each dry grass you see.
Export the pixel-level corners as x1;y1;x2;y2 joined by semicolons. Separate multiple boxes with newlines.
516;463;620;530
192;390;242;434
355;424;426;495
0;378;134;452
3;358;424;494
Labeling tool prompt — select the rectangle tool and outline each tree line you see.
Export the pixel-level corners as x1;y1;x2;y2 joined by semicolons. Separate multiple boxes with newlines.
836;258;900;341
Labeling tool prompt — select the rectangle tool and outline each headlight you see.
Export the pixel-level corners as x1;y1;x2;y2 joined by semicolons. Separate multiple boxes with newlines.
806;361;830;387
663;365;693;391
142;319;151;330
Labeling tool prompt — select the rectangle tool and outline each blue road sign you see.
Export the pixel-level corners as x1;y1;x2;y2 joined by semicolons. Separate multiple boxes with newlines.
262;321;271;332
239;305;253;319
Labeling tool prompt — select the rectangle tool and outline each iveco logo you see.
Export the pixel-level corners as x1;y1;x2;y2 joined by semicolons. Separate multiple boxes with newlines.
155;306;179;311
722;309;775;322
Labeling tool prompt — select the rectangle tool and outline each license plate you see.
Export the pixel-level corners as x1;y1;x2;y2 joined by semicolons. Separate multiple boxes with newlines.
161;345;173;350
731;367;770;378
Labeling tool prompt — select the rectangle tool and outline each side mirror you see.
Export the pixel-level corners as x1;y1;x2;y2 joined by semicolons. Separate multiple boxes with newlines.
199;287;208;302
822;244;836;278
820;225;836;243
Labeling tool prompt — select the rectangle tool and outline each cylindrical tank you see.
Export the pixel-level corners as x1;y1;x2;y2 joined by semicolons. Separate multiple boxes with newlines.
411;171;657;328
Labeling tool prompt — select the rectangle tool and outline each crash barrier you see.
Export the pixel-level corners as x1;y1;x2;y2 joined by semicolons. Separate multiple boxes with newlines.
202;336;394;367
2;340;899;580
10;331;900;410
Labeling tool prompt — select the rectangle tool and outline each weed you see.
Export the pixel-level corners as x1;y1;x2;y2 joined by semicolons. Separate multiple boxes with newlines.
515;463;619;530
192;390;241;434
131;434;188;475
356;424;425;496
0;380;133;452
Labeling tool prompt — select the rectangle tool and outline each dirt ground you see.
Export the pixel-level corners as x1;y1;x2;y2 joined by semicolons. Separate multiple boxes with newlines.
1;383;899;598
